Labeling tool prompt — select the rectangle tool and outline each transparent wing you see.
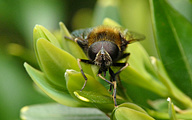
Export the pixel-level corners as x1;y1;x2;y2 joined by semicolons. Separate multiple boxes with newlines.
71;27;94;39
120;28;145;44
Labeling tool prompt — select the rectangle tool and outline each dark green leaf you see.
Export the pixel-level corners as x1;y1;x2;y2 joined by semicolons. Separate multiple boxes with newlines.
167;0;192;24
150;0;192;97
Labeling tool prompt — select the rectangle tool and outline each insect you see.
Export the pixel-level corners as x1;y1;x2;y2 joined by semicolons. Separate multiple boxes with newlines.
65;25;145;106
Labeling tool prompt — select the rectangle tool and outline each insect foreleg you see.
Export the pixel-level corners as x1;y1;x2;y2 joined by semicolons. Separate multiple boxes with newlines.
77;59;94;91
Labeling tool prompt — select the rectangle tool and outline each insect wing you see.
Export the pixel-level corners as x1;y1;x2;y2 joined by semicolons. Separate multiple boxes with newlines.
121;28;145;44
71;27;93;39
70;27;94;53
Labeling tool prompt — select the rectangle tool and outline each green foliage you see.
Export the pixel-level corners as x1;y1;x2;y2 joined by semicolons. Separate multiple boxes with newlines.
150;0;192;98
21;0;192;119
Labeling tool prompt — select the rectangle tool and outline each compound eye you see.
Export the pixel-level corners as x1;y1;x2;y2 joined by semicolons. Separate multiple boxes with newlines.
102;41;119;60
88;41;119;61
88;42;102;60
88;49;97;61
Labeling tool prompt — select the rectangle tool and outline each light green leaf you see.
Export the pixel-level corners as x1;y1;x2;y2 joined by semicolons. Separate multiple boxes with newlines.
111;103;155;120
34;25;61;48
33;25;61;69
20;103;109;120
36;38;79;88
59;22;87;59
65;69;108;95
24;63;82;107
118;103;148;114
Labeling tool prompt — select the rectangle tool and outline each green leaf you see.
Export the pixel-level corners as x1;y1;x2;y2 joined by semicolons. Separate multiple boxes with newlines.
65;69;116;112
111;103;155;120
74;91;113;104
33;25;61;69
118;103;148;114
150;0;192;97
120;57;169;98
168;98;178;120
150;57;192;108
34;25;61;48
20;103;109;120
59;22;87;59
113;107;155;120
65;69;109;95
24;63;82;107
36;38;79;88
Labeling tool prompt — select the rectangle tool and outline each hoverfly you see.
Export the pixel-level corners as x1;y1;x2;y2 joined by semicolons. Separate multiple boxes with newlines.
65;25;145;106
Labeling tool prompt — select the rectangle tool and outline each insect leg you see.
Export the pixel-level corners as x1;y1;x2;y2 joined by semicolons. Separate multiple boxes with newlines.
112;53;130;75
77;59;94;91
109;77;113;92
65;36;80;42
98;71;113;85
109;67;117;106
108;53;130;92
111;54;130;104
98;70;117;106
64;36;88;49
114;63;129;75
64;36;74;41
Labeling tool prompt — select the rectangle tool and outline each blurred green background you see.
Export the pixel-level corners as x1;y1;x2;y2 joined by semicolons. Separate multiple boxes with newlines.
0;0;155;119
